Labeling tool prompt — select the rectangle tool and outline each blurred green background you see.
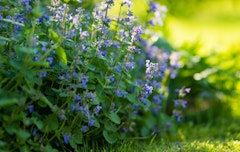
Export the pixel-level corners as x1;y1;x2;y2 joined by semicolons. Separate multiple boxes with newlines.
108;0;240;126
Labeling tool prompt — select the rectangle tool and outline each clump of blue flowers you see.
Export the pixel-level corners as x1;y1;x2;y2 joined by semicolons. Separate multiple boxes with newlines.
0;0;189;151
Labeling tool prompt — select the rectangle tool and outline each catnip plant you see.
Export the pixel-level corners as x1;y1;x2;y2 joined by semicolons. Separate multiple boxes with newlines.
0;0;189;151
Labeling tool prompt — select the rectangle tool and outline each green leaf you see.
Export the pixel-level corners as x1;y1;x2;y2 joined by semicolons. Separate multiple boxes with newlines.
0;36;11;42
104;85;116;89
107;112;121;124
140;126;150;137
0;98;17;108
69;139;77;150
104;122;117;132
0;18;24;26
126;94;138;104
145;115;156;129
56;47;67;64
15;46;38;54
45;114;59;131
87;84;96;90
103;130;117;144
35;120;44;131
72;129;83;144
0;140;6;147
17;130;31;140
86;64;96;71
97;77;104;86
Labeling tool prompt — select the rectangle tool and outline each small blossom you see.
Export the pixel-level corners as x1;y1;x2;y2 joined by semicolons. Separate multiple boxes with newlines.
81;126;87;133
39;71;47;78
75;93;81;102
122;0;132;7
88;120;95;127
115;65;122;73
83;91;96;101
28;105;34;114
149;2;158;12
153;95;161;104
182;100;187;108
144;84;153;95
81;75;89;89
62;134;70;144
125;62;135;69
94;105;102;115
108;75;115;83
32;128;38;136
116;89;128;98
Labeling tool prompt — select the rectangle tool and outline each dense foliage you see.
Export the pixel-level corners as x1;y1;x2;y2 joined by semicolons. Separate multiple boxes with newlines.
0;0;189;151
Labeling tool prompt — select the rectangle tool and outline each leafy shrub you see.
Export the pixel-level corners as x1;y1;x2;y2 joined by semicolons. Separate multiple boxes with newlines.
0;0;189;151
169;42;240;123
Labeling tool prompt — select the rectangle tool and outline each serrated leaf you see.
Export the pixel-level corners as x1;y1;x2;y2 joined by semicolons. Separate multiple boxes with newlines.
107;112;121;124
103;130;117;144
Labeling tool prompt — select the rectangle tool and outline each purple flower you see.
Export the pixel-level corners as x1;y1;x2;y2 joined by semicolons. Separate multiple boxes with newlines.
121;91;128;98
173;110;182;122
62;134;70;144
94;105;102;115
32;128;38;136
81;126;87;133
47;57;54;65
115;65;122;73
83;91;96;101
104;40;112;48
82;76;88;88
122;0;132;7
113;41;120;49
149;2;158;12
28;105;34;114
125;62;135;69
75;94;81;102
185;88;191;93
77;106;83;111
98;50;106;57
109;75;115;83
153;95;161;104
83;108;90;117
71;104;76;112
39;71;47;78
182;101;187;108
144;84;153;95
174;100;180;107
116;89;122;97
131;26;142;42
116;89;128;98
88;120;95;127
